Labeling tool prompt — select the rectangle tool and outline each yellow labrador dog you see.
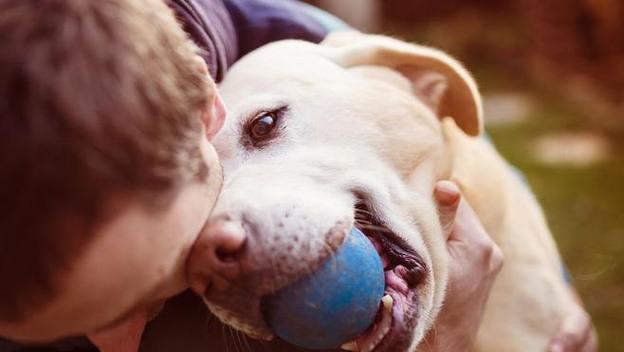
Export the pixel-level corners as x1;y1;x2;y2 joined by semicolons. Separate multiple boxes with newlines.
197;32;577;352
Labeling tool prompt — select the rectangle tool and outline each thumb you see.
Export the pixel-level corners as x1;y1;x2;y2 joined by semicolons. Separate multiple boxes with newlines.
549;305;595;352
434;180;461;240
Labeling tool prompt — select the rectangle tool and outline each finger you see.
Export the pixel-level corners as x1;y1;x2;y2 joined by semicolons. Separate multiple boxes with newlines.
434;180;461;240
581;328;598;352
549;307;592;352
488;243;505;275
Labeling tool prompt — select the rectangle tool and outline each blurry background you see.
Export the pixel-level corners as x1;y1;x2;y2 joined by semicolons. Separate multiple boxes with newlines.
308;0;624;350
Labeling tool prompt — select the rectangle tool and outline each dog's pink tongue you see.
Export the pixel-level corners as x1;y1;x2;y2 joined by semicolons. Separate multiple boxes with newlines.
87;310;147;352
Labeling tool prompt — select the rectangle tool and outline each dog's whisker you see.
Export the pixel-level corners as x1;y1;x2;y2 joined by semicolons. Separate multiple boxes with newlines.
354;209;374;219
202;310;215;328
356;223;394;234
221;323;232;352
354;212;373;220
229;326;240;352
235;328;246;352
227;325;235;352
355;220;375;228
354;207;374;216
236;326;247;352
240;330;252;352
354;215;374;222
354;213;372;222
230;327;239;352
228;326;237;352
321;236;338;259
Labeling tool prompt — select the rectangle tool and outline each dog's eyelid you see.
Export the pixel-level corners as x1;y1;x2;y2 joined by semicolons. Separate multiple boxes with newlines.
239;105;288;133
244;105;289;123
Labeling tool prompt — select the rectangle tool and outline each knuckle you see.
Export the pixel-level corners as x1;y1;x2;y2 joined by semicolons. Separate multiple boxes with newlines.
475;236;493;254
476;237;495;257
476;238;504;273
560;330;578;342
490;245;504;270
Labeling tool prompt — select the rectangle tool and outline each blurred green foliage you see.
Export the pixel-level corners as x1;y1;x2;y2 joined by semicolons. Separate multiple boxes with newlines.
485;90;624;352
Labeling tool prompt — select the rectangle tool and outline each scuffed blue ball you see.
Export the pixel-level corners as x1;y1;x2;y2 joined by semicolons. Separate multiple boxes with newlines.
265;227;385;350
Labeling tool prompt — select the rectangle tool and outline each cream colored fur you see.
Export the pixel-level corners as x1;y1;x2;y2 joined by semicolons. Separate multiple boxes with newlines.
211;31;577;351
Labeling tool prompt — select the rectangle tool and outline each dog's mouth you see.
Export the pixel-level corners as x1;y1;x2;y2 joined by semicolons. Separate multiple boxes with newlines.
341;199;428;352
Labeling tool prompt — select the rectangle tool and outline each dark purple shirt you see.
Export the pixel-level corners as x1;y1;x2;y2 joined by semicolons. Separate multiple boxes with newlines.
168;0;328;82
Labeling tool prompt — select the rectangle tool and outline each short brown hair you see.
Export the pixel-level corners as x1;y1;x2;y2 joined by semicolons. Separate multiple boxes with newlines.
0;0;210;321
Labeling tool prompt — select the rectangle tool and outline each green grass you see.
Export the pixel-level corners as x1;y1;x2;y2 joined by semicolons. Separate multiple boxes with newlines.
485;93;624;352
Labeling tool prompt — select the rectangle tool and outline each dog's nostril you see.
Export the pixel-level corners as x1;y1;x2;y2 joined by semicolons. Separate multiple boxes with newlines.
209;220;247;264
187;218;247;295
215;246;244;263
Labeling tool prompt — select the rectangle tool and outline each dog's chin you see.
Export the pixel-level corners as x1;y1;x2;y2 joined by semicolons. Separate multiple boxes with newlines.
348;199;429;352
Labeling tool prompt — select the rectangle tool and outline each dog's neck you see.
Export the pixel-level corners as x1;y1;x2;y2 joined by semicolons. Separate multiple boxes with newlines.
440;120;517;237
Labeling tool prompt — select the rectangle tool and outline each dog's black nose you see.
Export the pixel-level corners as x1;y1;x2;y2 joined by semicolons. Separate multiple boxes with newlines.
187;217;247;296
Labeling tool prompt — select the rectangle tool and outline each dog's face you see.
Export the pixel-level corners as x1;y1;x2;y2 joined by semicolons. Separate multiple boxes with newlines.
198;33;482;351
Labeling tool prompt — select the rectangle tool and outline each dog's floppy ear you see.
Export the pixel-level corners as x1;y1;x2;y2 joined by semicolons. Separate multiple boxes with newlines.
322;31;483;136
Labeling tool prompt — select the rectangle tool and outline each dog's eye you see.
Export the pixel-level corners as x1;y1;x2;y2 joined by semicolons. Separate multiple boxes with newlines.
242;106;288;149
244;109;284;148
250;113;276;139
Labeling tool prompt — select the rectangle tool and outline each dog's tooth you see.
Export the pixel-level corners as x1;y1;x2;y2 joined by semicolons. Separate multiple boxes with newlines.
381;294;393;309
341;341;359;351
354;295;394;352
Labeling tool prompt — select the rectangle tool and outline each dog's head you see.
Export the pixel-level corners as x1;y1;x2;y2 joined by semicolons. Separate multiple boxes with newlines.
189;32;482;351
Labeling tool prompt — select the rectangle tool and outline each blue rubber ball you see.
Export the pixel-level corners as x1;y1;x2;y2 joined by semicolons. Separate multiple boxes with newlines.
265;227;385;350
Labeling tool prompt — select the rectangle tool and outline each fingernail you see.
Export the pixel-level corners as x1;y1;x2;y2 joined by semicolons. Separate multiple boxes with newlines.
434;180;460;206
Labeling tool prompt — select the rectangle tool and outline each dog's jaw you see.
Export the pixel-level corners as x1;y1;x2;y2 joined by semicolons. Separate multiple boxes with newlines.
353;190;445;352
202;140;443;350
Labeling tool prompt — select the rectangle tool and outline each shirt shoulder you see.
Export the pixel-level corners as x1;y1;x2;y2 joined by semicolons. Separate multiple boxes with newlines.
223;0;330;57
168;0;238;81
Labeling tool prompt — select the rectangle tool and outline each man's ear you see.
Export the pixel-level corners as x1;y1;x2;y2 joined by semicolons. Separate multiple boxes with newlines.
192;55;225;140
321;31;483;137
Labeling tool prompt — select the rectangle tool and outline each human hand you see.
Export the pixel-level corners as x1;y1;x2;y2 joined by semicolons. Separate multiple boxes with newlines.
548;291;598;352
420;180;504;351
421;180;598;352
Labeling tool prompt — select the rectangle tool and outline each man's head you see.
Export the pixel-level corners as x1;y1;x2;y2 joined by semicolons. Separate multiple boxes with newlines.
0;0;224;343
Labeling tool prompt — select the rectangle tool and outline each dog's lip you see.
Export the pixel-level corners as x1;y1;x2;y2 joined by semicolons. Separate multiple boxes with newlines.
349;236;420;352
354;200;427;288
352;200;425;352
346;270;418;352
368;289;418;352
369;233;427;287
